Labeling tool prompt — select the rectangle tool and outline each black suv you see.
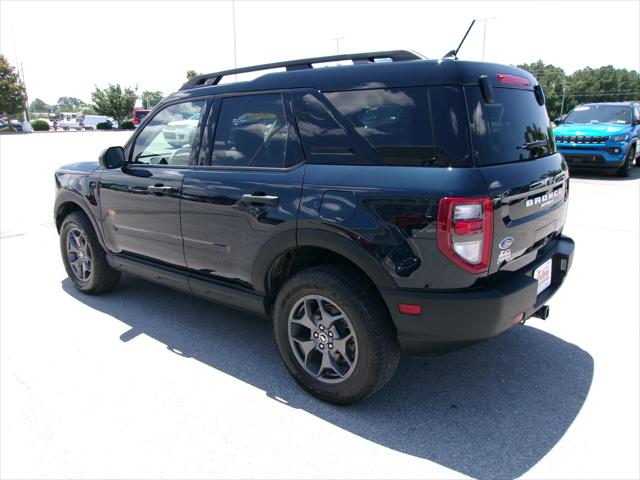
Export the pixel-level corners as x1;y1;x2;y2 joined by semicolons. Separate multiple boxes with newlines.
55;50;575;404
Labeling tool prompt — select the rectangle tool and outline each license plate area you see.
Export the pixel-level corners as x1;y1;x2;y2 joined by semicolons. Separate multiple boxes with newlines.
534;258;553;295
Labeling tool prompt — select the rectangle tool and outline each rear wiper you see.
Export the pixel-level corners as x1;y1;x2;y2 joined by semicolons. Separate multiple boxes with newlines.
517;139;549;150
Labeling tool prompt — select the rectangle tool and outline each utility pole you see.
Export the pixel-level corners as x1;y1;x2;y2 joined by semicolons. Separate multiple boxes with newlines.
478;17;497;61
560;83;567;117
232;0;238;81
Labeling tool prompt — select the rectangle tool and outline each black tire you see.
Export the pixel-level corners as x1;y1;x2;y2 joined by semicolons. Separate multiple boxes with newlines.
60;211;120;294
617;145;634;177
273;265;400;405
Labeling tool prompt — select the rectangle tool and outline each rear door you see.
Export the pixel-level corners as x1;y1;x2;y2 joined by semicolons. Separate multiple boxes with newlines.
464;79;569;274
180;91;305;291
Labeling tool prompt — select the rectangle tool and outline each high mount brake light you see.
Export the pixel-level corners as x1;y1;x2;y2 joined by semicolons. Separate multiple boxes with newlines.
496;73;530;86
437;197;493;273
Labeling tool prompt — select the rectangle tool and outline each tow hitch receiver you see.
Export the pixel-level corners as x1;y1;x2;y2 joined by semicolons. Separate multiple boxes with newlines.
532;305;550;320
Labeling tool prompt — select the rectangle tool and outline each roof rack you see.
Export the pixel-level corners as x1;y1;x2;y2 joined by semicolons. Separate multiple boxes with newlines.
180;50;425;90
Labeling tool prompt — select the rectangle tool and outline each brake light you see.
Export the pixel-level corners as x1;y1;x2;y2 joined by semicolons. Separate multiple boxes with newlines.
437;197;493;273
496;73;530;86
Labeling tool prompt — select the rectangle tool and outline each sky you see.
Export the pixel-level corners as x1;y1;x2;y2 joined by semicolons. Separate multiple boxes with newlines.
1;0;639;106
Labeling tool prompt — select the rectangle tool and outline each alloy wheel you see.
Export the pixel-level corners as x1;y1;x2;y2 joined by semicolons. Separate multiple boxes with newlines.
288;295;358;383
66;228;92;282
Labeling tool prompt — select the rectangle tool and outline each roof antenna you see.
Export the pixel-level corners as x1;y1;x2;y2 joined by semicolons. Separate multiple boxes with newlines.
442;20;476;59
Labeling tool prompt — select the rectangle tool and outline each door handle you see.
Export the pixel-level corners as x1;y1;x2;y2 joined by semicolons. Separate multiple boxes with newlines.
241;193;279;205
147;185;175;194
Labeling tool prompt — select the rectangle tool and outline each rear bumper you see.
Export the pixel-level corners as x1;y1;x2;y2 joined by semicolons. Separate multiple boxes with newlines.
381;235;575;355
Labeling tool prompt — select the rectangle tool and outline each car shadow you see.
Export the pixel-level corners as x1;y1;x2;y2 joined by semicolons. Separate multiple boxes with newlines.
62;276;593;479
569;165;640;181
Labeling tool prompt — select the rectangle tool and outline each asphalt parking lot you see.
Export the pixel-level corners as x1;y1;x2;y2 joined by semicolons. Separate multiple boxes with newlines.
1;131;639;479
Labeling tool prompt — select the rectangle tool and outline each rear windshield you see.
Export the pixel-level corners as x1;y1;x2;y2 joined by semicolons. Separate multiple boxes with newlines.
563;104;632;125
466;86;555;165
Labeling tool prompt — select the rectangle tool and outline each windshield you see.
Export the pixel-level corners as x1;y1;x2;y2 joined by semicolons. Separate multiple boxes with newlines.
563;104;632;125
466;86;555;165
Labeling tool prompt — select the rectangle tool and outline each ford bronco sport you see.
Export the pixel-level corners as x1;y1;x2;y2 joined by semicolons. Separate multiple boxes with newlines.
54;50;575;404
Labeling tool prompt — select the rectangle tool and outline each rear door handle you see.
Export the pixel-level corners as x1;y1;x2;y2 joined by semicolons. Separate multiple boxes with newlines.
147;185;175;194
241;193;279;205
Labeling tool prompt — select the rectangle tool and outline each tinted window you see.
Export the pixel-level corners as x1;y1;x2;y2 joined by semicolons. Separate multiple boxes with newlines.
466;86;554;165
212;94;290;168
430;86;472;167
564;104;632;125
325;87;435;166
292;92;361;164
131;101;205;166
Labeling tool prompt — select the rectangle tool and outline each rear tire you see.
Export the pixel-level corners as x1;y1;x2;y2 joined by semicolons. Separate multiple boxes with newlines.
60;212;120;294
617;145;634;177
273;265;400;405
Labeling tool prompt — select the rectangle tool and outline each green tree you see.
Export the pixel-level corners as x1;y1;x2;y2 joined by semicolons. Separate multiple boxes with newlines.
57;96;86;111
140;90;163;109
186;69;198;80
91;84;137;124
30;98;51;112
564;66;640;112
0;54;26;126
518;60;567;120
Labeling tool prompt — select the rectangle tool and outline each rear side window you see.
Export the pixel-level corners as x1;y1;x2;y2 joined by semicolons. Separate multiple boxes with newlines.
430;86;473;167
466;86;554;165
211;93;293;168
292;92;362;164
325;87;435;166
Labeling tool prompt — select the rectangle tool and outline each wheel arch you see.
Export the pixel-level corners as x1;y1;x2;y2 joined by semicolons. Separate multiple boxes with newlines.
54;194;108;251
253;228;396;312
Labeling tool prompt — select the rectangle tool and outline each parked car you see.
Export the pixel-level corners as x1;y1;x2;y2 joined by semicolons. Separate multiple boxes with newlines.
554;102;640;177
133;109;150;127
57;112;83;131
54;50;574;404
162;112;200;147
0;118;23;131
83;115;119;130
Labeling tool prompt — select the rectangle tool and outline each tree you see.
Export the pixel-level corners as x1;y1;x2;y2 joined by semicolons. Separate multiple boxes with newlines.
518;60;567;120
518;61;640;119
30;98;51;112
91;84;137;124
186;69;198;80
0;54;26;123
57;96;86;111
141;90;163;109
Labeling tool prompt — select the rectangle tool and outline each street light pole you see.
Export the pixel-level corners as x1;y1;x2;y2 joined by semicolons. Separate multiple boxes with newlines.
232;0;238;81
479;17;497;61
332;37;344;55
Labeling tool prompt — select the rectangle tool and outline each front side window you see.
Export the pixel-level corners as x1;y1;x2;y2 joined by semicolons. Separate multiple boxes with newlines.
325;87;435;166
131;100;206;165
211;94;291;168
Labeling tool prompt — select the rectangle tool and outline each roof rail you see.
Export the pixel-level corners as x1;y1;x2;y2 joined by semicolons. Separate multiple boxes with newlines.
180;50;425;90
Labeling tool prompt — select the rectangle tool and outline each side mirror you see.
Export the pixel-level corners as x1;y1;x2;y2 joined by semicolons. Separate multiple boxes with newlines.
99;146;124;169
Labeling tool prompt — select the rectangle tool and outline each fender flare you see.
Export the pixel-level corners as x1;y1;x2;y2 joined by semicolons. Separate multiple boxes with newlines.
54;191;108;251
251;227;396;296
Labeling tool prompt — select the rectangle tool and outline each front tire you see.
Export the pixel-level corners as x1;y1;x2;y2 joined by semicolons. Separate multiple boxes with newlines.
617;145;634;177
273;265;400;405
60;212;120;294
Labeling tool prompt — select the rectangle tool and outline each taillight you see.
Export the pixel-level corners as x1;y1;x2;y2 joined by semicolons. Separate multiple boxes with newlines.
437;197;493;273
496;73;530;86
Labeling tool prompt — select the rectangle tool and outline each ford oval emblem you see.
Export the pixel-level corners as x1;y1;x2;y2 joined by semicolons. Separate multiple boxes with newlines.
499;237;514;250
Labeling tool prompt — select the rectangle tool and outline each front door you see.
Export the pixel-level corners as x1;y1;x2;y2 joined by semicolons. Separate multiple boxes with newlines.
181;92;305;290
99;99;208;268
